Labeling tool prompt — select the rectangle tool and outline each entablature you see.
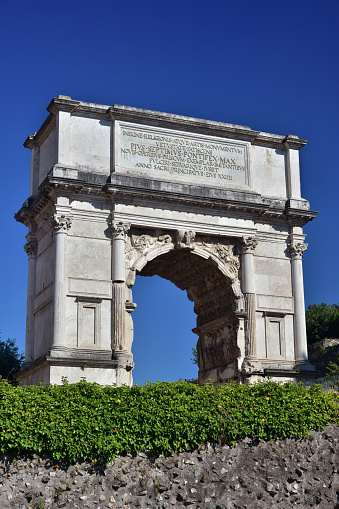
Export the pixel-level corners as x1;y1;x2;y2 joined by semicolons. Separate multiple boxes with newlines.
15;169;318;228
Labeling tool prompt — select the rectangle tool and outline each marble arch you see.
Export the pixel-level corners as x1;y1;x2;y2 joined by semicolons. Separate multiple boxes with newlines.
125;228;244;384
15;96;318;386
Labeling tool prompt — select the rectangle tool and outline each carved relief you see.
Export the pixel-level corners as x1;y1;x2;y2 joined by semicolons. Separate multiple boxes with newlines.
289;242;308;260
197;324;239;372
50;214;72;233
125;230;174;265
110;221;130;240
131;232;172;252
176;230;196;249
24;239;38;257
238;236;258;254
194;236;240;281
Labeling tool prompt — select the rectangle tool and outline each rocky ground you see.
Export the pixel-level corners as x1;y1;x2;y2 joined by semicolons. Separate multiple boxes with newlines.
1;425;339;508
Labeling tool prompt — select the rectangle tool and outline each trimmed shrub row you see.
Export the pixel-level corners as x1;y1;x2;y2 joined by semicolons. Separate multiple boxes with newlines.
0;379;338;462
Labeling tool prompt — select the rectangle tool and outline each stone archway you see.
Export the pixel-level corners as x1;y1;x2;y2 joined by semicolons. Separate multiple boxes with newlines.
125;228;245;384
16;97;317;387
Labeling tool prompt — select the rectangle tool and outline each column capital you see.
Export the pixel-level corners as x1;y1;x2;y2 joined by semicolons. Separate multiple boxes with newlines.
238;236;258;254
24;239;38;258
51;214;72;233
289;242;308;260
110;221;130;241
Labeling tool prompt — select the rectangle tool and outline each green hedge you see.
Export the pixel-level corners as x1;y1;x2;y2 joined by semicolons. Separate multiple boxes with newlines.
0;379;338;462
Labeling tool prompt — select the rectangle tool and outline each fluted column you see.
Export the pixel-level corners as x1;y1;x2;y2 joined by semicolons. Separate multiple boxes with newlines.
50;214;72;351
110;221;133;384
289;242;308;362
239;237;258;359
23;234;38;364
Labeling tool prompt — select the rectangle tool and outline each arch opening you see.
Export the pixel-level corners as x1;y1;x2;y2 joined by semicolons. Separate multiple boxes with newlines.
133;248;244;384
131;275;198;385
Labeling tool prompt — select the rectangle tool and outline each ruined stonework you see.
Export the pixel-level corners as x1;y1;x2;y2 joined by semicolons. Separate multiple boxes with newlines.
1;425;339;508
15;96;318;386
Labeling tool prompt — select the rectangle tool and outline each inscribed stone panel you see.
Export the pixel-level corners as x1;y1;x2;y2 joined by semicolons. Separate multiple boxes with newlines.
116;122;250;187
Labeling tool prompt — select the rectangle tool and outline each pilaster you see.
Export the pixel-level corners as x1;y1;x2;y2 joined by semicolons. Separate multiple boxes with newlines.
110;221;134;383
289;241;310;366
23;232;38;365
238;236;262;376
50;214;72;353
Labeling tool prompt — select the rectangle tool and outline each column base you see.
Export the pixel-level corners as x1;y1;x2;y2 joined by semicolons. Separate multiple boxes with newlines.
241;359;319;385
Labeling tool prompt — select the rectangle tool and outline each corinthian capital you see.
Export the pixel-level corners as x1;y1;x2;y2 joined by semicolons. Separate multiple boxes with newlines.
51;214;72;233
110;221;130;241
24;239;38;257
238;236;258;254
289;242;308;260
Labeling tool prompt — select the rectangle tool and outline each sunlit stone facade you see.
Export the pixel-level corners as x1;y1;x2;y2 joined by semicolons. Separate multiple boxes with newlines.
16;96;317;385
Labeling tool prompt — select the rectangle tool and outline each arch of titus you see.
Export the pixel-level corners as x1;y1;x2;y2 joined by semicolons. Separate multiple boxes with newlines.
15;96;317;386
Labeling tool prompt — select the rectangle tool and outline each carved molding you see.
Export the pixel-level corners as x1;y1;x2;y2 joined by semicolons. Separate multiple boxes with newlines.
51;214;72;233
127;232;173;258
289;242;308;260
110;221;130;241
238;236;258;254
194;237;240;282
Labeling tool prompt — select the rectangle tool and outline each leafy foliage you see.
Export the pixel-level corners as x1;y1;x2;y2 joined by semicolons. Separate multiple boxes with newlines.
190;346;198;365
306;303;339;344
0;379;338;463
0;337;24;381
308;340;339;377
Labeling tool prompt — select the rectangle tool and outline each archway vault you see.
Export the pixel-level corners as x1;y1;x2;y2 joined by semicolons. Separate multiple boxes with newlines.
125;228;246;384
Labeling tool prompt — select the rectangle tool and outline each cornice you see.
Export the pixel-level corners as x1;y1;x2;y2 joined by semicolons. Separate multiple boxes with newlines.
23;96;307;151
106;173;272;215
23;113;56;149
285;207;318;227
109;104;258;142
15;170;317;228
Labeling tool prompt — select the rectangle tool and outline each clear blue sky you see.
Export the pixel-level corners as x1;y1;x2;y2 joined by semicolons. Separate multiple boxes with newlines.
1;0;338;384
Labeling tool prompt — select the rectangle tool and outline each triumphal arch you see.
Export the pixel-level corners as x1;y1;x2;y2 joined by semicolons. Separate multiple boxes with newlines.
15;96;317;386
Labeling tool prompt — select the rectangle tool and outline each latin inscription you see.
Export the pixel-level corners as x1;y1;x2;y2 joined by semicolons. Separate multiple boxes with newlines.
119;126;248;185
